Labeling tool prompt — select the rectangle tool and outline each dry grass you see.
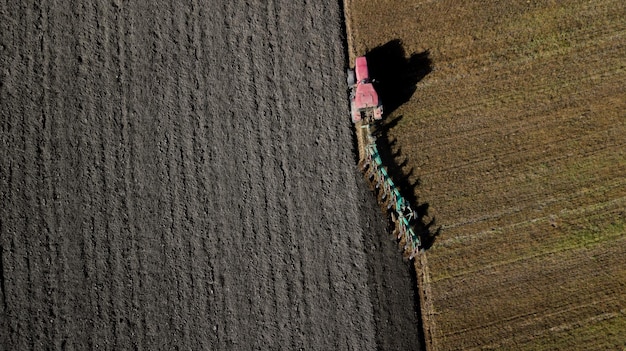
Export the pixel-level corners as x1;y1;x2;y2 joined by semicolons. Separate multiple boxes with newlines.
346;0;626;349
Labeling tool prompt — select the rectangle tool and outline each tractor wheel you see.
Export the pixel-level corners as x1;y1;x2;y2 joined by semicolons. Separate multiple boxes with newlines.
346;68;355;86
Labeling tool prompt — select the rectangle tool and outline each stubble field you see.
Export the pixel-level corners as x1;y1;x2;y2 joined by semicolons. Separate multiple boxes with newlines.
1;1;423;349
346;0;626;350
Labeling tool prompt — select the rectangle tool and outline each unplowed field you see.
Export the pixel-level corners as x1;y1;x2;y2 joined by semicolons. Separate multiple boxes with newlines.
347;0;626;350
0;1;423;349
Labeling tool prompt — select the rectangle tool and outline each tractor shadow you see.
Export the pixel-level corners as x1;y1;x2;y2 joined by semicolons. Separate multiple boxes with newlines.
366;39;432;116
372;116;441;250
366;40;440;249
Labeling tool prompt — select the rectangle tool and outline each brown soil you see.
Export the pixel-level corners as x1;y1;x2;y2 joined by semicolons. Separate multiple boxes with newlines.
347;0;626;350
0;1;422;349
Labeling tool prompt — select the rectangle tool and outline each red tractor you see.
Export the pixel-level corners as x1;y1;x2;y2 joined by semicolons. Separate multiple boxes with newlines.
347;56;383;124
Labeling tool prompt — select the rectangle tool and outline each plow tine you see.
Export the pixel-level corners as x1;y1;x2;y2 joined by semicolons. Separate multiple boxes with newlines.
391;227;399;240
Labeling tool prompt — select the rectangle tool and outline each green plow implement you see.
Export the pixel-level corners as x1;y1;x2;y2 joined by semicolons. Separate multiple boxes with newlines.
361;130;421;260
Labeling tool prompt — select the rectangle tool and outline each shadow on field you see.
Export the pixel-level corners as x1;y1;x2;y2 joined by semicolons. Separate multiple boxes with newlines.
365;39;432;116
367;40;440;249
372;116;441;250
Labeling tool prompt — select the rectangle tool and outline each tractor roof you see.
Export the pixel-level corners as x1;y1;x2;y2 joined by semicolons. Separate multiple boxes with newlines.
355;56;370;82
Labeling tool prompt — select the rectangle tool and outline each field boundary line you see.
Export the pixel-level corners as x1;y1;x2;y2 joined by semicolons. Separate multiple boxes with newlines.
415;253;436;351
341;0;355;65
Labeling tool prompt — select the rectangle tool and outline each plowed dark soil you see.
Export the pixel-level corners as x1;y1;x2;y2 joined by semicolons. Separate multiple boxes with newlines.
0;1;422;350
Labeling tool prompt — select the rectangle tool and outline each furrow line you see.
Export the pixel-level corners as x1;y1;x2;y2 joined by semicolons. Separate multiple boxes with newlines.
181;0;207;347
0;220;6;328
37;0;63;347
61;2;82;347
94;2;121;346
133;3;160;346
240;8;275;346
119;1;144;349
301;1;339;348
274;0;322;344
117;1;144;349
170;1;193;346
213;3;242;347
1;2;30;348
253;2;288;349
189;0;218;347
202;2;230;347
110;2;133;345
310;2;356;347
154;6;178;347
272;3;311;347
267;0;301;348
20;2;43;348
76;3;101;347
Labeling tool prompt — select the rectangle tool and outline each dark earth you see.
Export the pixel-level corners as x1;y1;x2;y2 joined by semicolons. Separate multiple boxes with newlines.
1;1;422;349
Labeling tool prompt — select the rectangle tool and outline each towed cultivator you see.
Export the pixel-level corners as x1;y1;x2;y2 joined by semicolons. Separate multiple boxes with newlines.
361;128;421;259
349;56;421;259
